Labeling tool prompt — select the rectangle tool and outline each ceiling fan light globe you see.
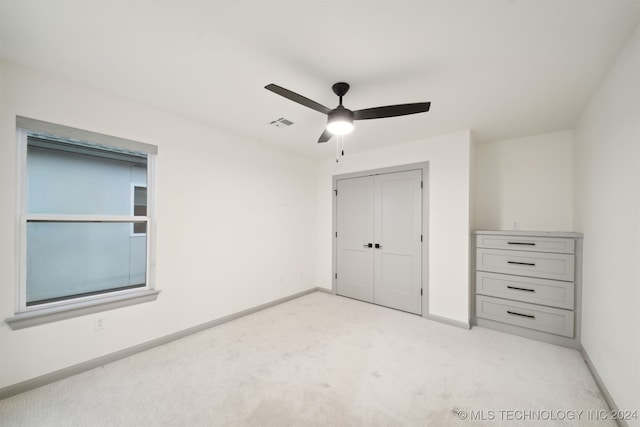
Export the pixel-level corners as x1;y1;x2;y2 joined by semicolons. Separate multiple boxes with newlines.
327;120;354;135
327;107;355;135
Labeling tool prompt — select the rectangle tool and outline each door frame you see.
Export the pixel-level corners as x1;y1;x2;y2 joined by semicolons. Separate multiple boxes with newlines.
332;162;429;317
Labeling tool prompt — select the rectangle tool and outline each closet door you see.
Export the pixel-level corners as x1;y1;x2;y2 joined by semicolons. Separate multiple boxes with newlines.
336;169;422;314
373;170;422;314
336;176;375;303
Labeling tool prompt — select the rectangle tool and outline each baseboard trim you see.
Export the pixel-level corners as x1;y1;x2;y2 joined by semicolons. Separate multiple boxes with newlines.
426;313;471;330
579;345;627;427
0;287;321;400
474;317;580;349
315;287;334;295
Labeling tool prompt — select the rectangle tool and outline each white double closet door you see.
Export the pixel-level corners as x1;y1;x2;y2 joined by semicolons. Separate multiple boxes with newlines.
336;169;422;315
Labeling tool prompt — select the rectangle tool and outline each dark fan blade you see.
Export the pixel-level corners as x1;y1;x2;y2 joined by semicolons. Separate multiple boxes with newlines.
265;84;331;115
353;102;430;120
318;128;333;143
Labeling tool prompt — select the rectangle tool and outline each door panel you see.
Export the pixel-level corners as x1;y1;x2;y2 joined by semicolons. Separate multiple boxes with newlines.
380;252;414;293
374;170;422;314
336;176;374;303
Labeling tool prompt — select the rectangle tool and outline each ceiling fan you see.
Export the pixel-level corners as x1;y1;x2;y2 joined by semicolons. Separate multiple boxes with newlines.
265;82;431;143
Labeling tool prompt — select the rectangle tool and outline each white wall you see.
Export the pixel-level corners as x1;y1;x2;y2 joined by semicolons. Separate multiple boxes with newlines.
474;130;574;231
0;60;319;388
574;25;640;422
316;131;472;323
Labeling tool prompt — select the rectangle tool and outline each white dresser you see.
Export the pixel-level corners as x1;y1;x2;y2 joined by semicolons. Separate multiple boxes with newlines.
473;230;583;348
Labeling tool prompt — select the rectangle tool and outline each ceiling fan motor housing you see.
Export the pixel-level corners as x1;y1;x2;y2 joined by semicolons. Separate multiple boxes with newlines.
329;105;354;122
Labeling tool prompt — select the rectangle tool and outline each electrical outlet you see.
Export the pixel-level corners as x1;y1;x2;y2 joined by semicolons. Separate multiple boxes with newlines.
94;318;105;331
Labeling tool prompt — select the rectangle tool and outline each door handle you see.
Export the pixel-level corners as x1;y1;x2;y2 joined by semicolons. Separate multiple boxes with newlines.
363;243;373;248
374;243;382;249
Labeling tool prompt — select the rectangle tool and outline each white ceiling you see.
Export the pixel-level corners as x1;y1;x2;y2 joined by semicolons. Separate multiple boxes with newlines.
1;1;639;159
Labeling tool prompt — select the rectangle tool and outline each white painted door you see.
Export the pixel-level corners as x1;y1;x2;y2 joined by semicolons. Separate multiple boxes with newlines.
336;170;422;314
373;170;422;314
336;176;375;303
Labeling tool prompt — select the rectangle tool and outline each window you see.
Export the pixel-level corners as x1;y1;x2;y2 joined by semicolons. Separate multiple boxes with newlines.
6;117;159;329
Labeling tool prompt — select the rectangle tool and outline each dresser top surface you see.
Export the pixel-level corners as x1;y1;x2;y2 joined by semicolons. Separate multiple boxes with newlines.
473;230;583;238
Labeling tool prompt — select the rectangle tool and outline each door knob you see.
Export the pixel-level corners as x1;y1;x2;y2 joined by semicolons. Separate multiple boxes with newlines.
362;243;373;248
375;243;382;249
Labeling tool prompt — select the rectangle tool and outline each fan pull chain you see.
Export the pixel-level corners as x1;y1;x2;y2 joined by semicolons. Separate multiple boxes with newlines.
335;135;346;163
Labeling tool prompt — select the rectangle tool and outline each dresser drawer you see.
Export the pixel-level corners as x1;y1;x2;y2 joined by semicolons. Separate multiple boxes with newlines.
476;271;574;309
476;248;575;281
476;295;574;337
476;235;575;254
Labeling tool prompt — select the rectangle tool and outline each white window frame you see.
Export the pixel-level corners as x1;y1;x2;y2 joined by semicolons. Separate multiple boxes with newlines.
6;117;159;330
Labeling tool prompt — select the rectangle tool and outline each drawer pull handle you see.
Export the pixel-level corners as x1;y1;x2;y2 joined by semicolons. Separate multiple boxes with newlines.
507;242;536;246
507;285;535;293
507;261;536;266
507;310;535;319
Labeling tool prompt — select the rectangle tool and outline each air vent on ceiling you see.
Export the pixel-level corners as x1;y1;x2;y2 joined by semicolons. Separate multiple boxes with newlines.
269;117;294;128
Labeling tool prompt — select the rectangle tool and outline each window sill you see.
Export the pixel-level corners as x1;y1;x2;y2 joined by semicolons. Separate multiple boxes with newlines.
5;289;160;330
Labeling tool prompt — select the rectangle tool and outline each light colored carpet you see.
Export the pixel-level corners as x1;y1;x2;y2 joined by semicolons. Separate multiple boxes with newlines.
0;292;613;426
